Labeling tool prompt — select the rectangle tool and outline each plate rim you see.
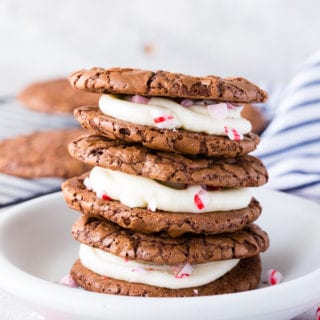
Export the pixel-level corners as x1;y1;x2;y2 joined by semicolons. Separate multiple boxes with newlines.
0;190;319;319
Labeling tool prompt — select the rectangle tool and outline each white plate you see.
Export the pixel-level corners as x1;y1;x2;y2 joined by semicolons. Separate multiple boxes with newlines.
0;189;320;320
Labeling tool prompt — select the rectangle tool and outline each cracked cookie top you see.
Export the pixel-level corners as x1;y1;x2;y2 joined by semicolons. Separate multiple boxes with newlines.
69;67;268;103
68;134;268;187
72;215;269;264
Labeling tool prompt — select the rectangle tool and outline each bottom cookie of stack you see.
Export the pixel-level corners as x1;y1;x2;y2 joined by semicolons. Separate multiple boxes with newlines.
68;216;269;297
71;256;261;297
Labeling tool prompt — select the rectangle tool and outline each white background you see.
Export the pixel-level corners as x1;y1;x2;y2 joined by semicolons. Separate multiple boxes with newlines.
0;0;320;95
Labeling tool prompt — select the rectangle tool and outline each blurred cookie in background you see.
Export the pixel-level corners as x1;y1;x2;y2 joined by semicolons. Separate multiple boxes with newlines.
17;78;100;114
0;128;91;179
241;104;268;134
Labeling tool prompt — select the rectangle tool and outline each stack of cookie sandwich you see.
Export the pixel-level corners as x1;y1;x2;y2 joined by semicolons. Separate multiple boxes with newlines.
62;68;270;297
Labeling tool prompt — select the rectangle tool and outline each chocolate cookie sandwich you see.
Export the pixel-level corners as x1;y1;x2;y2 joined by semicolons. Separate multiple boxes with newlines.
61;67;269;297
62;134;267;237
18;78;100;114
70;67;268;157
69;216;268;297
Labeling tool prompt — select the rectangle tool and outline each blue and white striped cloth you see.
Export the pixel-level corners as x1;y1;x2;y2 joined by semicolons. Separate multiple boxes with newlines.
0;98;78;208
254;50;320;203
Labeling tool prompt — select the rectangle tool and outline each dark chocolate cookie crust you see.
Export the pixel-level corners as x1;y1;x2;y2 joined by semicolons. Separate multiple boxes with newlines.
61;174;262;237
0;129;91;178
69;134;268;187
69;67;268;103
18;78;100;114
71;255;261;297
74;106;261;158
72;215;269;264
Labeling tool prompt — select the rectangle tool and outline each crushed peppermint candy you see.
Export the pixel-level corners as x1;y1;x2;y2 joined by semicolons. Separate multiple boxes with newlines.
263;269;284;285
102;193;112;201
95;189;112;200
180;99;194;107
84;178;112;200
194;188;209;210
151;109;176;129
59;274;78;288
172;263;193;278
224;126;243;141
153;115;174;124
227;102;242;110
207;103;228;119
193;289;199;295
316;306;320;320
131;95;150;104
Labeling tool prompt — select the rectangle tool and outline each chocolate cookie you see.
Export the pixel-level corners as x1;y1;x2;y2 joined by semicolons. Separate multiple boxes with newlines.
72;215;269;264
61;174;262;237
70;255;261;297
241;104;268;134
68;134;268;188
18;78;100;114
74;106;260;158
69;68;268;103
0;129;91;178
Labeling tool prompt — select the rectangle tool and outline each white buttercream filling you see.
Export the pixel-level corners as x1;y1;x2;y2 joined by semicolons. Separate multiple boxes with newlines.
99;94;252;135
85;166;252;213
79;244;239;289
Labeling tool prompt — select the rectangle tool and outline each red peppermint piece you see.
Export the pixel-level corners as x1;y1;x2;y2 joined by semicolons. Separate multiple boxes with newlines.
224;126;243;141
316;306;320;320
194;188;209;210
151;109;176;129
153;115;174;124
267;269;283;285
102;194;111;201
194;194;204;209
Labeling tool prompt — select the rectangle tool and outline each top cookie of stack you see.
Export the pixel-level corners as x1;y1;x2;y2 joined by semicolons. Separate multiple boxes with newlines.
70;67;268;158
